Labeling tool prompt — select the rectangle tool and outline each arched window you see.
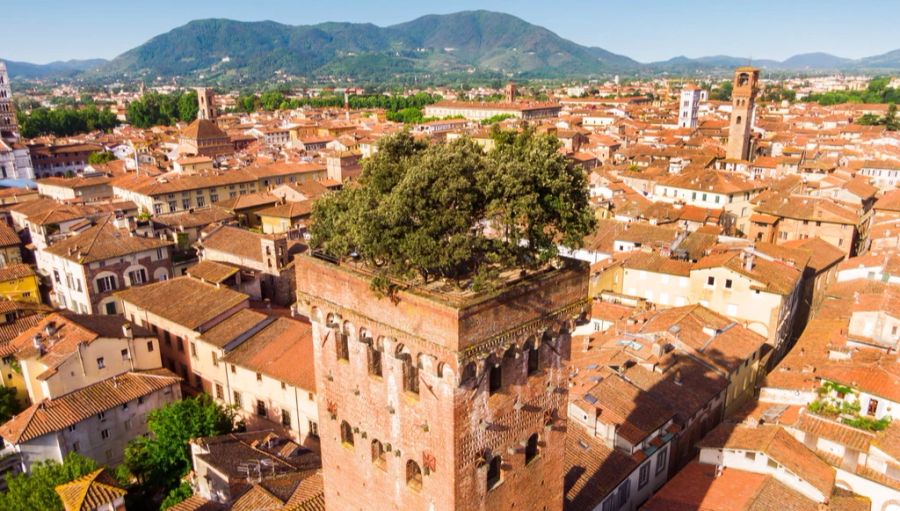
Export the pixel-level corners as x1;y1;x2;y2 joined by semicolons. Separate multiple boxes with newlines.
406;460;423;490
736;116;742;125
371;439;386;468
738;73;749;86
340;421;354;447
488;359;501;395
367;337;382;377
460;362;476;386
525;433;539;465
487;456;502;490
526;341;539;376
336;324;349;361
401;352;419;394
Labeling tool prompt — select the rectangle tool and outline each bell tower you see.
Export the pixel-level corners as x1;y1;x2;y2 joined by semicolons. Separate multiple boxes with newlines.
725;67;759;161
195;87;215;121
0;61;20;143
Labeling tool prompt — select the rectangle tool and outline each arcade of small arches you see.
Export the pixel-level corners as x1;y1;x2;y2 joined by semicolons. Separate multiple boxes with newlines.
312;307;573;393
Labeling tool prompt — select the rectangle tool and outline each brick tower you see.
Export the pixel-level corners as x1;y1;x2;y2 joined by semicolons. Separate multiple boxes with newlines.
295;255;588;511
725;67;759;161
0;61;20;143
195;87;215;121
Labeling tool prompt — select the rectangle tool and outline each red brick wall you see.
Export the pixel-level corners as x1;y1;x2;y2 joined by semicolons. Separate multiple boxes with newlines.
296;255;588;511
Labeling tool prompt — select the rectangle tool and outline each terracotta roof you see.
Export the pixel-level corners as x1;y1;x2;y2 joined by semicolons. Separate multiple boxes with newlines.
201;226;271;264
55;468;127;511
116;277;248;330
564;426;640;510
0;222;21;247
780;237;846;272
198;308;269;349
643;461;819;511
257;201;313;220
698;424;835;497
0;263;35;282
622;251;691;276
223;317;316;391
167;496;225;511
45;216;172;263
693;250;802;296
874;189;900;213
181;119;228;140
187;260;238;284
151;206;234;229
0;370;180;444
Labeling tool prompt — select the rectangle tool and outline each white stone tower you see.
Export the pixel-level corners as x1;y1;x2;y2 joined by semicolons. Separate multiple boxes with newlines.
678;84;702;129
0;61;20;143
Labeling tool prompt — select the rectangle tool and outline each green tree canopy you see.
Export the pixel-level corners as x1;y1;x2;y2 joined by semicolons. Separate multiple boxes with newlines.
310;130;595;290
0;452;97;511
18;105;118;138
124;394;235;491
126;90;199;128
0;386;21;423
87;151;117;165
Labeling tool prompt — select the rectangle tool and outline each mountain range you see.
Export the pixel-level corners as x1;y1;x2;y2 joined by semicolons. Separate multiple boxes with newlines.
4;11;900;82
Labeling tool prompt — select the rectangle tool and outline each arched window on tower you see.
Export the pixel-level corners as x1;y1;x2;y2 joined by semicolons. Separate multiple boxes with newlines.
371;439;386;468
340;421;354;447
406;460;423;491
401;352;419;394
487;456;502;490
525;341;539;376
738;73;749;86
525;433;539;465
487;359;501;395
736;116;742;125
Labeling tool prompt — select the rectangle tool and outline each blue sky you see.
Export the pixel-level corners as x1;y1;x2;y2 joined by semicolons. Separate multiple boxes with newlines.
3;0;898;64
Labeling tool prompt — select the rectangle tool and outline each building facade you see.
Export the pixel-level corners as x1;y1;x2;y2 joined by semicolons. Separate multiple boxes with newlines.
295;254;589;511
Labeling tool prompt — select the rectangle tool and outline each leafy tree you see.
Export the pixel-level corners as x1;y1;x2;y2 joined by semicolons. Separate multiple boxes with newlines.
124;394;235;490
0;386;20;423
0;452;97;511
126;90;201;128
385;107;424;124
482;128;596;267
18;106;118;138
311;130;595;291
88;151;117;165
710;81;733;101
160;482;193;510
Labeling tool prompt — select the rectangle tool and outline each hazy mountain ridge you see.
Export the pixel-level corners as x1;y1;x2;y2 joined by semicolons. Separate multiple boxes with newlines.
4;11;900;81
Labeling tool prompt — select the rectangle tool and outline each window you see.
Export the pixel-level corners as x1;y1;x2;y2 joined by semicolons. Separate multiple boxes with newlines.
147;340;154;352
72;441;80;453
101;429;109;440
256;372;262;382
407;460;423;490
281;409;291;427
96;275;117;293
487;456;502;490
616;479;630;507
177;338;184;353
725;279;733;289
67;424;76;432
525;434;539;465
706;276;715;287
655;447;668;475
602;498;615;511
190;342;197;358
767;458;778;469
745;451;757;461
638;462;650;488
526;342;539;375
372;440;387;468
181;198;190;210
96;357;105;369
488;361;501;395
121;348;129;360
215;383;224;400
256;400;267;417
368;343;382;377
340;421;354;447
104;302;117;315
233;391;242;408
53;270;61;284
196;196;205;208
97;411;106;421
211;352;218;367
403;354;419;394
128;268;148;285
308;420;319;438
231;364;236;373
336;330;349;361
